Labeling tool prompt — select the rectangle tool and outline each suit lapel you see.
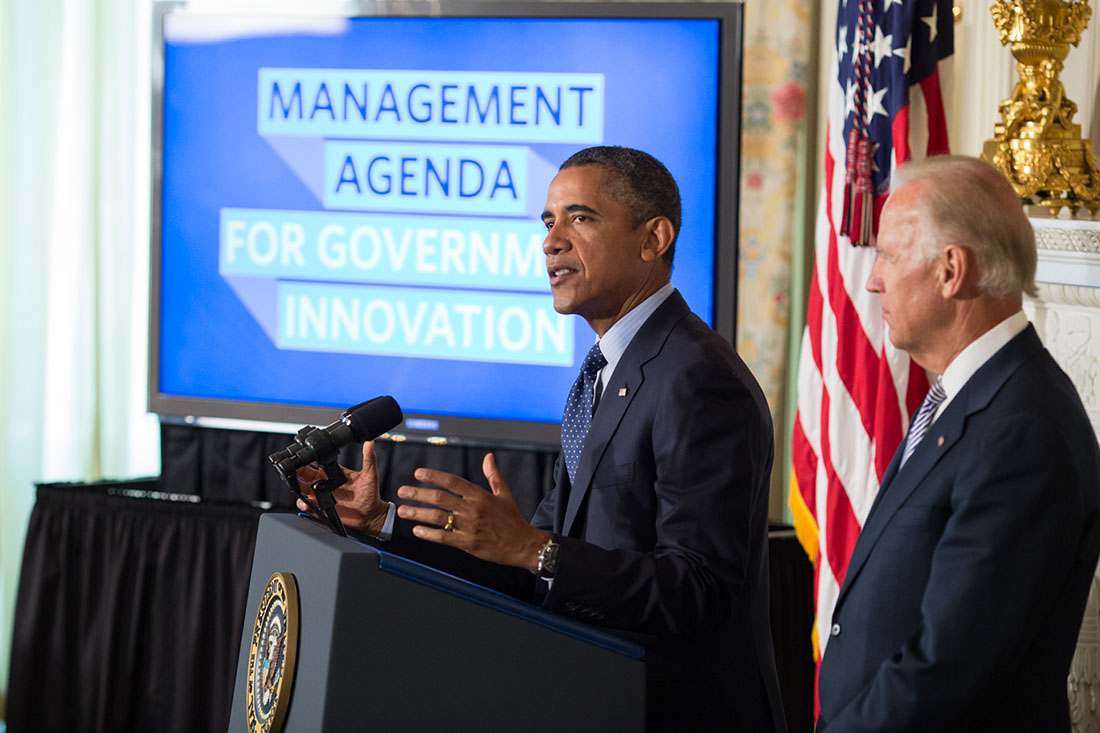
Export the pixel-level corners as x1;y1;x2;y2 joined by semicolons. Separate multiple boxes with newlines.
836;408;966;607
562;292;689;536
833;325;1045;610
563;357;643;534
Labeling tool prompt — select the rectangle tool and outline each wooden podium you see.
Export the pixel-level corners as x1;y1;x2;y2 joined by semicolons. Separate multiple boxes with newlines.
229;514;646;731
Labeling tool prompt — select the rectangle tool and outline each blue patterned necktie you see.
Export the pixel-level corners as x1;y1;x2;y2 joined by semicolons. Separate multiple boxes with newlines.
561;343;607;486
901;378;947;466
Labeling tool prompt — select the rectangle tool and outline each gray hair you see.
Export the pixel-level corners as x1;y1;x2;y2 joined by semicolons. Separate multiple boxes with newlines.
891;155;1037;298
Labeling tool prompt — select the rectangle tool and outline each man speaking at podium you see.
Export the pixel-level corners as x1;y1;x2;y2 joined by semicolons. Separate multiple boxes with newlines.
298;146;786;731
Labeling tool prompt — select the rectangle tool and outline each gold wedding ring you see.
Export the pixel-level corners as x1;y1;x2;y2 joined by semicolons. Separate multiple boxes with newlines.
443;514;455;531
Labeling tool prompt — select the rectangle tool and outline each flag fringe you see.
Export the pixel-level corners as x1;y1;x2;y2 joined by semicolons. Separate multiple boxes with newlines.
811;616;820;662
788;471;820;565
789;470;822;664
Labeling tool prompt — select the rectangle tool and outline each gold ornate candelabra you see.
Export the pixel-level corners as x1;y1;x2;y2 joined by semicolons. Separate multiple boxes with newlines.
983;0;1100;217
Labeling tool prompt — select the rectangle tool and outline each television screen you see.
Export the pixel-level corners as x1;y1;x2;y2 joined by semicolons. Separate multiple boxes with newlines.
149;1;743;447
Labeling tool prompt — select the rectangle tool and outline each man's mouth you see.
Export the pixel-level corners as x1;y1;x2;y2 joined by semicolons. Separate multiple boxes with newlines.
548;266;577;285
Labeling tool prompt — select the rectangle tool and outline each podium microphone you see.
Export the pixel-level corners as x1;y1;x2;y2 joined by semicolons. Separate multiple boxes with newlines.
269;396;403;478
269;396;403;536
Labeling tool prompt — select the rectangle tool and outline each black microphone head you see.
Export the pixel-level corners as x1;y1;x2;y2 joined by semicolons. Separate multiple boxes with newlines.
342;396;403;442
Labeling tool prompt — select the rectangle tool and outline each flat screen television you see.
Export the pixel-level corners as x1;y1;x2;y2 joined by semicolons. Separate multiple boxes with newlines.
149;0;743;448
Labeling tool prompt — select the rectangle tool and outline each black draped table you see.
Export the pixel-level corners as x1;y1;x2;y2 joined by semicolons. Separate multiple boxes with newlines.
6;423;813;732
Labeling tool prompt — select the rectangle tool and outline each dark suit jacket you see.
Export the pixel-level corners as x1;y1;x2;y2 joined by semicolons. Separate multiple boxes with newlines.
527;291;785;731
818;325;1100;732
387;291;785;731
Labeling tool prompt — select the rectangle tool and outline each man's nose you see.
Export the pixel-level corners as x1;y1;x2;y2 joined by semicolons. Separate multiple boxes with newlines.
543;227;568;254
866;267;883;293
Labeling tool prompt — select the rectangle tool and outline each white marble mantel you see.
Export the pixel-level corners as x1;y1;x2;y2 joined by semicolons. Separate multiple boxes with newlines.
1033;219;1100;290
1025;216;1100;733
1027;218;1100;439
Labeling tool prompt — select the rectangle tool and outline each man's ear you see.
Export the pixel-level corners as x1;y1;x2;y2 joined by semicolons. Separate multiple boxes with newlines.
939;243;972;298
640;217;675;263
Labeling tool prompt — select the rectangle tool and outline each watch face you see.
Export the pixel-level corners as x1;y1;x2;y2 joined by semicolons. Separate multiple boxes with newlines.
540;540;560;577
246;572;299;733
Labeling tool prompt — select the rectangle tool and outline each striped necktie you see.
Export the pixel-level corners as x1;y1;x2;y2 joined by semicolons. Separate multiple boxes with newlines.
901;378;947;466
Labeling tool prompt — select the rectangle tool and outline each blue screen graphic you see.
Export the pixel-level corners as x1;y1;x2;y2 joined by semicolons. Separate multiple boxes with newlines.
157;14;721;430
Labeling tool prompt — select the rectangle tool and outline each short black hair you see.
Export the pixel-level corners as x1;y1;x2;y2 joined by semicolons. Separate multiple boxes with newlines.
559;146;681;266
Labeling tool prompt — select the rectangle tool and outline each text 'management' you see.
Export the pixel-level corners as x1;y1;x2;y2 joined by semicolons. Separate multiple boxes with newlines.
217;67;607;365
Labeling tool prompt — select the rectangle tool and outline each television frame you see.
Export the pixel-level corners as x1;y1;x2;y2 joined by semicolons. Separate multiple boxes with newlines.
147;0;743;448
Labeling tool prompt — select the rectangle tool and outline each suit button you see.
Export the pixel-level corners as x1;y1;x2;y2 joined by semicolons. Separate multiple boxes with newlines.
831;623;841;637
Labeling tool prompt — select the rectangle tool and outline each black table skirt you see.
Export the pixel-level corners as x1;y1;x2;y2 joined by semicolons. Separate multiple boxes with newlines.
6;424;812;732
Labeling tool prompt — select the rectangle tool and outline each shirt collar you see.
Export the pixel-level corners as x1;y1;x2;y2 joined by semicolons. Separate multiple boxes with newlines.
596;282;675;385
935;310;1029;418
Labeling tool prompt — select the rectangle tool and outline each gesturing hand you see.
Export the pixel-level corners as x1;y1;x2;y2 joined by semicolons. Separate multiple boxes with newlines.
295;441;390;537
396;452;550;571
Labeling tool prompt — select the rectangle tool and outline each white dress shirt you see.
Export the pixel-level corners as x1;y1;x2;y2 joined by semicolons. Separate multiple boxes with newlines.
933;310;1029;422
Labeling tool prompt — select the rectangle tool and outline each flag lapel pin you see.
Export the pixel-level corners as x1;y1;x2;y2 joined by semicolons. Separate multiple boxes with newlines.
618;388;628;397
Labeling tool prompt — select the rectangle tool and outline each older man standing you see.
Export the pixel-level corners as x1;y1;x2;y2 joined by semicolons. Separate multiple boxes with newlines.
817;155;1100;732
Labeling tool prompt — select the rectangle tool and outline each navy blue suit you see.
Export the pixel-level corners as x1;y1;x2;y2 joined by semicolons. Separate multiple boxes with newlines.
818;325;1100;732
389;291;785;731
529;291;784;731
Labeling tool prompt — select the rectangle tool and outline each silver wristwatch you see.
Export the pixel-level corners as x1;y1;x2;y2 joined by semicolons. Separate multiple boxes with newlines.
536;536;561;579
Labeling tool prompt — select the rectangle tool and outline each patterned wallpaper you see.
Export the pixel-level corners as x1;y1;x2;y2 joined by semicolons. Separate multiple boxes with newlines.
738;0;814;510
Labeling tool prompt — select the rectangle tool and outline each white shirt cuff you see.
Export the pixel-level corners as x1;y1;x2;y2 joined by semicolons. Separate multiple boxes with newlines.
377;501;396;542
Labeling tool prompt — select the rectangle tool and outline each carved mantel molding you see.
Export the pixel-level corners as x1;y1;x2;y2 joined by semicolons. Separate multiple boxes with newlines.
1026;218;1100;432
1032;218;1100;295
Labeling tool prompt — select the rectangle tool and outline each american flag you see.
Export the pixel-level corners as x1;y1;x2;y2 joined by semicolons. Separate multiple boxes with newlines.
789;0;954;711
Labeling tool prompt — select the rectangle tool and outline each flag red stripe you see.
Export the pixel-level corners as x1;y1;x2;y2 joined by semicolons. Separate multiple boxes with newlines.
892;104;912;165
919;71;950;156
807;244;825;374
872;348;905;480
791;413;819;517
819;387;862;585
823;120;837;224
872;192;887;244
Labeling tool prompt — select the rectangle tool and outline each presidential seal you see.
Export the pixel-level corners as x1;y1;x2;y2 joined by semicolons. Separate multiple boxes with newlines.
246;572;299;733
